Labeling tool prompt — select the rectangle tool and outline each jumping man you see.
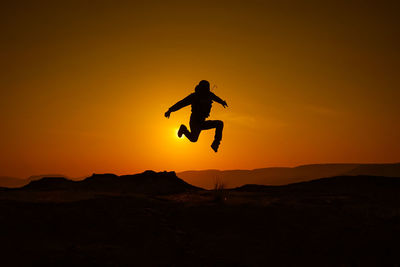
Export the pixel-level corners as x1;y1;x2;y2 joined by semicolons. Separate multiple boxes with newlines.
164;80;228;152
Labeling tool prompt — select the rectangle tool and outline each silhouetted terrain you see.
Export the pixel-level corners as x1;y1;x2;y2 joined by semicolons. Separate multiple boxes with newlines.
2;163;400;189
0;171;399;266
23;171;200;194
178;163;400;189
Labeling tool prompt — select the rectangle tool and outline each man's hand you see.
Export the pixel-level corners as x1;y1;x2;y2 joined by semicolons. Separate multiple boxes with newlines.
222;101;228;108
164;110;171;118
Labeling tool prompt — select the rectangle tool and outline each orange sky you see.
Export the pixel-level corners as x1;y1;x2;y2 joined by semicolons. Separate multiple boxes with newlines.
1;0;399;178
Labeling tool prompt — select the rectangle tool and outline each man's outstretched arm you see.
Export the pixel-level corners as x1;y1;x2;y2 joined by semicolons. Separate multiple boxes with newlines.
211;92;228;108
165;94;194;118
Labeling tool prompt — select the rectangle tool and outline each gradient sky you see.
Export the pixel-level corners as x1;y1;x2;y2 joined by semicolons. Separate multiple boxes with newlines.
1;0;399;178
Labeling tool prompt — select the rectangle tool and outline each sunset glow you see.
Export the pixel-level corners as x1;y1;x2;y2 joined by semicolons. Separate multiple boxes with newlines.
1;0;399;178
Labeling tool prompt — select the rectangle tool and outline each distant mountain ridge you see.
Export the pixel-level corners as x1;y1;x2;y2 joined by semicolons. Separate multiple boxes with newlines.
177;163;400;189
0;176;26;188
27;174;66;182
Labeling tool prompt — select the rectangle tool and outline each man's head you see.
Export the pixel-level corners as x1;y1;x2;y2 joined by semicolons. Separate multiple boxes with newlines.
195;80;210;93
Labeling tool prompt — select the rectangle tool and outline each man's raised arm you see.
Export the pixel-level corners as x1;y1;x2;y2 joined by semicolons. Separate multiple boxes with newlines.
165;94;194;118
211;92;228;108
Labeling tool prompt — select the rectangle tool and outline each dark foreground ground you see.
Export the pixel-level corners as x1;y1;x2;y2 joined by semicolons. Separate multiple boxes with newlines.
1;174;400;266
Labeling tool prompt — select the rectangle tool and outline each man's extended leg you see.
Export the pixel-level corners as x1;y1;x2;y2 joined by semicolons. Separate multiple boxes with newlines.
202;120;224;152
202;120;224;141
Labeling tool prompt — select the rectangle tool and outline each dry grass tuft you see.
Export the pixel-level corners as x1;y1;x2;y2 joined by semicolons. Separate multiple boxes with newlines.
213;177;227;203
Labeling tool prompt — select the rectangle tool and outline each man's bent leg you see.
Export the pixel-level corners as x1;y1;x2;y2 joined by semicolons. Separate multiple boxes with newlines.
178;124;187;138
186;119;202;142
180;125;200;142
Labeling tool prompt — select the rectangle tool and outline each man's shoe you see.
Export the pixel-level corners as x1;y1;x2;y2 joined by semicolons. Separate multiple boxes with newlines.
211;140;220;152
178;125;186;138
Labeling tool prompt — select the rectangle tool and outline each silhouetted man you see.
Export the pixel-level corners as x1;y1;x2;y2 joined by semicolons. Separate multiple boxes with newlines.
165;80;228;152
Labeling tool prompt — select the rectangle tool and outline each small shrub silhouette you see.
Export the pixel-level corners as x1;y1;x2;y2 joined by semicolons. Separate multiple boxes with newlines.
213;177;227;203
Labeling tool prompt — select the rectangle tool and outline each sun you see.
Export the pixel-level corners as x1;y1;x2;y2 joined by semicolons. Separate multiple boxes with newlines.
173;127;181;140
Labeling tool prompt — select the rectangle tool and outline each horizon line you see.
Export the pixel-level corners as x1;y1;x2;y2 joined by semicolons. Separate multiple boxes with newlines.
2;162;400;180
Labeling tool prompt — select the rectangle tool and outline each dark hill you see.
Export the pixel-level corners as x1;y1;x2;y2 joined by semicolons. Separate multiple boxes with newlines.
23;177;77;191
234;175;400;201
0;174;72;188
289;175;400;189
20;171;201;195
